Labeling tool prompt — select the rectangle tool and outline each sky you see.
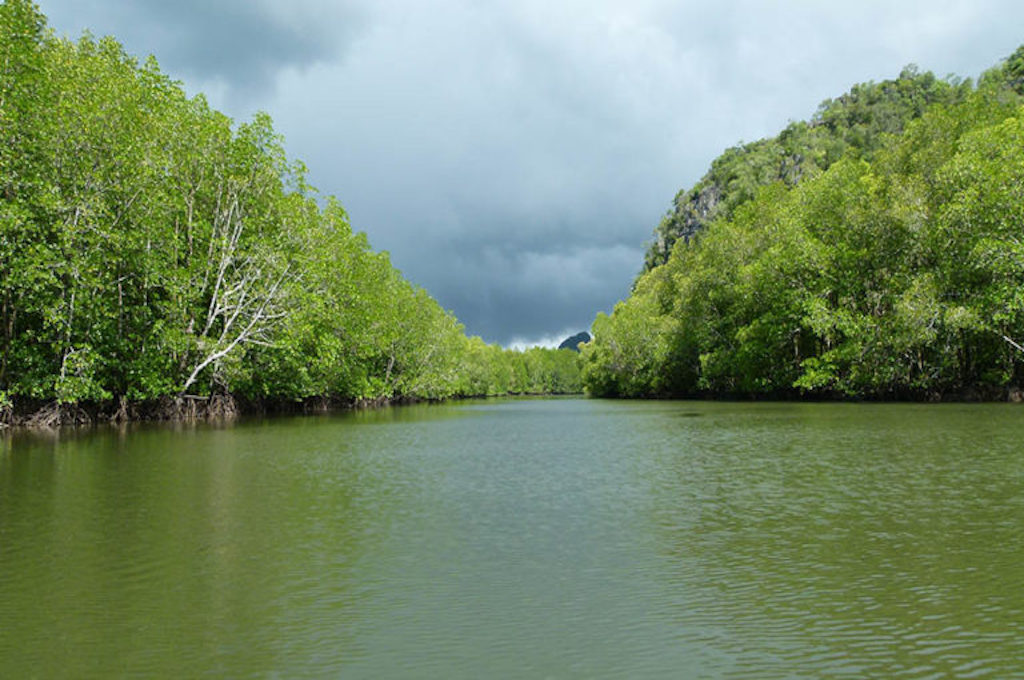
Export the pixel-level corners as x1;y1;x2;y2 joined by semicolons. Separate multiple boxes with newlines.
39;0;1024;347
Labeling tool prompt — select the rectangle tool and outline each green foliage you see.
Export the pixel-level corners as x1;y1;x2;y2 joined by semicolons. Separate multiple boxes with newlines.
588;47;1024;399
0;2;581;413
644;62;973;271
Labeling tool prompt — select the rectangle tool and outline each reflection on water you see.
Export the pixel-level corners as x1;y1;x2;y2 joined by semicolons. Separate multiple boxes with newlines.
2;399;1023;678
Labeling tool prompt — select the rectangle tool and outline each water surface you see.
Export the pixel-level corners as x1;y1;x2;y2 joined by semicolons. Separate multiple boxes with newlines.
2;398;1023;678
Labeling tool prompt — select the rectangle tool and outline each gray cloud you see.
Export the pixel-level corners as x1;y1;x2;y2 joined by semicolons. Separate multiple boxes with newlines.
38;0;1024;344
42;0;366;97
422;241;643;345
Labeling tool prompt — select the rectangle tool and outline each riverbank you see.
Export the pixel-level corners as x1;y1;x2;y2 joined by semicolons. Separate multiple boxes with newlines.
0;391;586;430
6;378;1018;431
0;394;348;430
626;385;1024;404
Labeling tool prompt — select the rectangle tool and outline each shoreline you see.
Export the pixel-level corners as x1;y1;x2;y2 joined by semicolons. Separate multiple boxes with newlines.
3;387;1021;432
594;386;1024;404
0;391;587;431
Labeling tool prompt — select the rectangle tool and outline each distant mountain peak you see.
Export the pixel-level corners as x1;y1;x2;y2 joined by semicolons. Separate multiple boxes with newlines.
558;331;591;352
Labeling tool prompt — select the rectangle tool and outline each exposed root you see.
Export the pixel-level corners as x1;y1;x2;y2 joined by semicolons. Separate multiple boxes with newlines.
206;393;238;420
152;394;238;421
4;392;362;430
24;401;92;429
109;395;132;423
303;395;333;414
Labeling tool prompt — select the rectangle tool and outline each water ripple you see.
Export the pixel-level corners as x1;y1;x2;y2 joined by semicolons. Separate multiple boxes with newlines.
2;400;1024;677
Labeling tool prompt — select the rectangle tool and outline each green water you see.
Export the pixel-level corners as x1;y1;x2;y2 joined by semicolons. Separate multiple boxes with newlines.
1;398;1023;678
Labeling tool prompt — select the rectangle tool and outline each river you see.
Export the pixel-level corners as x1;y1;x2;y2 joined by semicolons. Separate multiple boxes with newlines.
1;398;1022;678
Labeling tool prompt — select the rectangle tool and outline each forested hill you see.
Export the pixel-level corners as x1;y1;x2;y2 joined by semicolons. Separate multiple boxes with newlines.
0;0;580;426
643;65;976;271
583;46;1024;400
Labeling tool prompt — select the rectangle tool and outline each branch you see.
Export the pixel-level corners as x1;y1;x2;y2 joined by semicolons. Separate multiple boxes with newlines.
179;261;293;395
1001;333;1024;354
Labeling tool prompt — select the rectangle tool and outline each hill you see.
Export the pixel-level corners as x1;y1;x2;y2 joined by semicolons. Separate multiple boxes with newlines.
558;332;591;352
643;65;975;272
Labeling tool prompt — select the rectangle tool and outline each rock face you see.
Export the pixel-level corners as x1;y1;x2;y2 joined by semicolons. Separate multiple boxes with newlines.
645;182;721;270
558;331;591;352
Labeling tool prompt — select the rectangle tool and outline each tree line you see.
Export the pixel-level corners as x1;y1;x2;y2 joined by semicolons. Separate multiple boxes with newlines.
0;0;580;425
583;46;1024;400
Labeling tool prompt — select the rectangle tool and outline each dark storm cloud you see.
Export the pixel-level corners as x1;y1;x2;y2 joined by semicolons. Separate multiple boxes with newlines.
41;0;365;96
433;244;643;347
37;0;1024;345
410;229;644;345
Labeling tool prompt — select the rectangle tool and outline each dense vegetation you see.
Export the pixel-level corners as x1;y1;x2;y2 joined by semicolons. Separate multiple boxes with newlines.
0;0;579;425
584;46;1024;400
643;65;975;271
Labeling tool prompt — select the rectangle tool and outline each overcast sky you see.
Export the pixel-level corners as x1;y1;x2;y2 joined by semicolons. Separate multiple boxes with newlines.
40;0;1024;346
